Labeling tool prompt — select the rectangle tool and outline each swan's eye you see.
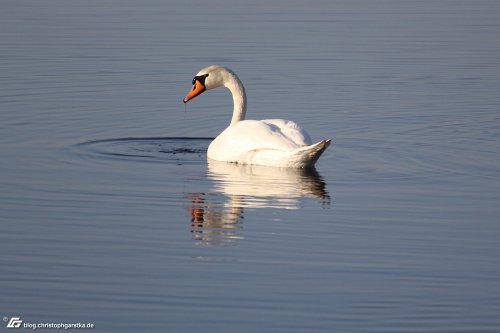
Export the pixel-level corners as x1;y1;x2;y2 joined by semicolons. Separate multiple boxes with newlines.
192;74;209;86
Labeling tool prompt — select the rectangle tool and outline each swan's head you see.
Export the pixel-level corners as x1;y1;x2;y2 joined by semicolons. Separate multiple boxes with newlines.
183;65;235;103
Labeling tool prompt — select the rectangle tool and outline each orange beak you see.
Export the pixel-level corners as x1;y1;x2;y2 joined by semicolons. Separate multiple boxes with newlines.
183;79;206;103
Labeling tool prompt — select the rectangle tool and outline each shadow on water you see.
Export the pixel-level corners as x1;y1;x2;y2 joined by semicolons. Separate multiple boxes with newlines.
187;161;330;246
75;137;330;247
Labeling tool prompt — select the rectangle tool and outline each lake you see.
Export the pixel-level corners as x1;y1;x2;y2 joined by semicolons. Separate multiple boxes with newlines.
1;0;500;332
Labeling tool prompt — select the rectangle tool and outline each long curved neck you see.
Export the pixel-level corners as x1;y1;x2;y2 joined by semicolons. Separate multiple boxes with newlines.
224;74;247;126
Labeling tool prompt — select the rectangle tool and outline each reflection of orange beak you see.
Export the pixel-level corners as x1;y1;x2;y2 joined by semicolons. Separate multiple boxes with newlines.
183;79;206;103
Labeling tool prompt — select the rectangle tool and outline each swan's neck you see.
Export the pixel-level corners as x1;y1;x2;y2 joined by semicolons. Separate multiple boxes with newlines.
225;75;247;126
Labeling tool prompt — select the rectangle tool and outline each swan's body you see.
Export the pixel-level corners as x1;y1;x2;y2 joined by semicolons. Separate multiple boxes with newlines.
183;65;330;168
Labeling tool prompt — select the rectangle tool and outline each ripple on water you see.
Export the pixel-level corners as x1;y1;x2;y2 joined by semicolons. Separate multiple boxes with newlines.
74;137;213;165
333;134;500;186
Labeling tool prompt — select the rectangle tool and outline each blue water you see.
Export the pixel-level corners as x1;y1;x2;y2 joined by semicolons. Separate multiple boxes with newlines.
1;1;500;332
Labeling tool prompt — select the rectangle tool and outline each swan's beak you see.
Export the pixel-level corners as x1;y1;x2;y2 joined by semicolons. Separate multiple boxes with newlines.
183;79;206;103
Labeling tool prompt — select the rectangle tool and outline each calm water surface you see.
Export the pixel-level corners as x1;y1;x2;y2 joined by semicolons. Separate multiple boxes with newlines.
1;1;500;332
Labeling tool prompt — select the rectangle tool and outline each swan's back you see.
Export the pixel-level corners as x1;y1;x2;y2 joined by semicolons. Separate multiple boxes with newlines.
262;119;312;146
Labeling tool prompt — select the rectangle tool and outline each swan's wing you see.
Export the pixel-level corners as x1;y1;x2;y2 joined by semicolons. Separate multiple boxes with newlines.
226;120;301;151
208;120;318;166
208;120;300;162
262;119;312;146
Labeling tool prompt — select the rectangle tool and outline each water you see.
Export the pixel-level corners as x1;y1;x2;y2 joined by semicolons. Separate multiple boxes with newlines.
1;0;500;332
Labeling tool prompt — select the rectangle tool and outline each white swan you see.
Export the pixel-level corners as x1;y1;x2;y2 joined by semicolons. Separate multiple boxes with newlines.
183;65;331;168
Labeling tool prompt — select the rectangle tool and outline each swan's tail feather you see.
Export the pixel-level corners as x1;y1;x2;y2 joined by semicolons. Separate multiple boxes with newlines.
294;139;331;167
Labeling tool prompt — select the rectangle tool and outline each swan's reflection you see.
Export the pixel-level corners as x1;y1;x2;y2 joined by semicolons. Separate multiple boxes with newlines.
187;161;330;246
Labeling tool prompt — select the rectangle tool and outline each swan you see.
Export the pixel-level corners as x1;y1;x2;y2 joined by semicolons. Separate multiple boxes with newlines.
183;65;331;168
